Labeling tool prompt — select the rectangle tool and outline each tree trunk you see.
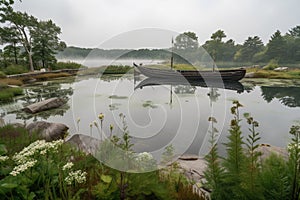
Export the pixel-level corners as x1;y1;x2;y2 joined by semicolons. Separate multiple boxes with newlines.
28;51;34;71
13;42;18;64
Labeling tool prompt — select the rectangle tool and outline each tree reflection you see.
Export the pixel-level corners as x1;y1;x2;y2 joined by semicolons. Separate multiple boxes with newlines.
261;86;300;107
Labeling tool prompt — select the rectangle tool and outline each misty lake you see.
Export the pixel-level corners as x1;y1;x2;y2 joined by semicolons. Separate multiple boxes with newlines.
1;71;300;157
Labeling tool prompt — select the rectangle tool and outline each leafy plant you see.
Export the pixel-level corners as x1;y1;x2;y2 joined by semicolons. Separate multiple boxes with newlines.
203;116;224;200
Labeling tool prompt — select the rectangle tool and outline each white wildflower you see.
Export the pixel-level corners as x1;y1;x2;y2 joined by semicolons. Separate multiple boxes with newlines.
0;155;9;162
65;170;87;185
135;152;153;162
62;162;74;171
13;139;64;164
10;159;37;176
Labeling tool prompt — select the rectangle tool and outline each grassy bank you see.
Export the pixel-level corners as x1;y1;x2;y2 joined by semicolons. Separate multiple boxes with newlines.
246;68;300;79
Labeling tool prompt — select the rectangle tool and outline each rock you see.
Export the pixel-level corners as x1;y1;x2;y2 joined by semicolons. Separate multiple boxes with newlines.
245;72;255;78
23;97;66;114
257;143;289;161
66;134;101;154
179;154;199;160
26;121;68;141
177;157;207;182
274;67;288;72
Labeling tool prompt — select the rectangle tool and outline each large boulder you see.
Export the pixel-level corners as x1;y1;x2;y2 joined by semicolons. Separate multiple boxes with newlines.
66;134;100;154
26;121;68;141
23;97;66;114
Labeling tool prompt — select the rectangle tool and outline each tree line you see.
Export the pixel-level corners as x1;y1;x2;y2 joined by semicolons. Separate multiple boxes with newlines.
57;27;300;66
1;0;299;71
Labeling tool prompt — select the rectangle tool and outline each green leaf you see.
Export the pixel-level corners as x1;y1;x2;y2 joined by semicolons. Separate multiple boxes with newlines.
101;174;112;184
0;144;7;155
0;183;18;189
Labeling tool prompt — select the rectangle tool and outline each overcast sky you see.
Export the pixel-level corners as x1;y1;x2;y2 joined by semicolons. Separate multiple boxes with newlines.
13;0;300;49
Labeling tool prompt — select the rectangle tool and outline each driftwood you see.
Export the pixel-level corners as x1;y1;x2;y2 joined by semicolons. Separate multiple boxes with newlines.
26;121;68;141
23;97;66;114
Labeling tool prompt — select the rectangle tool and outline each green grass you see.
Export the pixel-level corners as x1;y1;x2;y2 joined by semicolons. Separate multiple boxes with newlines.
52;61;84;70
0;87;23;103
246;68;300;79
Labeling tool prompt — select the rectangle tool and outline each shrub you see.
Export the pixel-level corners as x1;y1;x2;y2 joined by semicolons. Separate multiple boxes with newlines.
4;65;29;75
52;62;83;70
263;59;280;70
0;71;6;78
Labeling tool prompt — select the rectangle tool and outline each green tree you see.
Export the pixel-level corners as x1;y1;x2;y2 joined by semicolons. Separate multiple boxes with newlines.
1;9;38;71
285;26;300;62
0;27;21;64
287;25;300;38
32;20;62;69
266;30;287;63
174;31;198;50
203;30;237;62
235;36;264;62
211;30;226;42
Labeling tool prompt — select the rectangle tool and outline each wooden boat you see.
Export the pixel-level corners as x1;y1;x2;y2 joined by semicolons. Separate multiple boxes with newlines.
133;63;246;81
135;77;244;93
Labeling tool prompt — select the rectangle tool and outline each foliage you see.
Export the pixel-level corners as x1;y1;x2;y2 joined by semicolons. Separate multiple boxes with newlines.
0;71;6;78
263;59;280;70
203;116;225;199
174;31;199;50
234;36;264;62
31;20;62;69
3;64;28;75
0;1;64;71
259;153;290;200
287;125;300;200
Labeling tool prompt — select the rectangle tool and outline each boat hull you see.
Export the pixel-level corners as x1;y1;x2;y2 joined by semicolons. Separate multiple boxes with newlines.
134;64;246;82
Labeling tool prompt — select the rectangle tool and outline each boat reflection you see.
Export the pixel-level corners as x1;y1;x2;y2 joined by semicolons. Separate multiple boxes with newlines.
135;77;244;93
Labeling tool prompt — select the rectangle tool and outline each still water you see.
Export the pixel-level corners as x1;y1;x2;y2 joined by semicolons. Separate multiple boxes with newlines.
1;73;300;157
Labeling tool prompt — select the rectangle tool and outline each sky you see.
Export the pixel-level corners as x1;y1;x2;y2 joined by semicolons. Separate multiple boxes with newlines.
13;0;300;49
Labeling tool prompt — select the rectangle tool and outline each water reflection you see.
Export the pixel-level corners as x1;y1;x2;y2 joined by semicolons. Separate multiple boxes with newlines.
135;77;245;93
261;86;300;108
4;81;74;121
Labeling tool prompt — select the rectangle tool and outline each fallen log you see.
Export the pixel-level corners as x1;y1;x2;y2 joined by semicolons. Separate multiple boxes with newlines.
23;97;66;114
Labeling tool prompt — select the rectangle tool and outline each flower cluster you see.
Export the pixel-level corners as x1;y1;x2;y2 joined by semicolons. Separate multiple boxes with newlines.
10;139;64;176
0;155;9;162
135;152;154;163
62;162;74;171
10;160;37;176
65;170;87;185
